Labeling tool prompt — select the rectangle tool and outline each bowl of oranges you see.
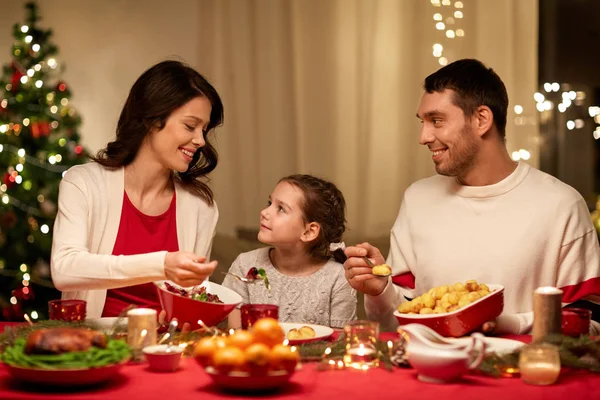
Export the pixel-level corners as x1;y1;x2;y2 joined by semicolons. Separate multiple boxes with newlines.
194;318;300;392
393;280;504;337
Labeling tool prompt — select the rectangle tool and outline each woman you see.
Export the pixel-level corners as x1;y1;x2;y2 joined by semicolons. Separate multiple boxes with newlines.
51;60;224;318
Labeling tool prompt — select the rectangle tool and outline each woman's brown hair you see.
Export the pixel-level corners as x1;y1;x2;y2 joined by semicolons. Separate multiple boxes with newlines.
91;60;224;205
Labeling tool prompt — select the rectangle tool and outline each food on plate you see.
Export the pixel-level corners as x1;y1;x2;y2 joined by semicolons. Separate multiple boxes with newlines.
1;328;130;369
213;346;246;374
226;329;255;350
246;267;271;291
372;264;392;276
164;281;223;303
252;318;285;348
193;336;228;367
244;343;271;374
194;318;299;375
397;280;492;315
268;344;299;373
25;327;107;354
287;325;316;340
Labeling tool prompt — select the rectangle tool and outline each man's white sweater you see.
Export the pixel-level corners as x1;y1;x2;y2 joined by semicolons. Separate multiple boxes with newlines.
366;162;600;334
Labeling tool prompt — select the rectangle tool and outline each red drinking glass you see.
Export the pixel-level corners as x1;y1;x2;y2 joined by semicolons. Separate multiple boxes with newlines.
240;304;279;329
561;308;591;337
48;299;87;322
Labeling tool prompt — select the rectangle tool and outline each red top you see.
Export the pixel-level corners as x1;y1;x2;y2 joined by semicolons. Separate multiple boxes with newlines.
102;191;178;317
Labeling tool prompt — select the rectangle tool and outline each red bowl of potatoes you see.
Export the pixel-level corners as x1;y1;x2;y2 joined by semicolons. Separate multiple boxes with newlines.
394;282;504;337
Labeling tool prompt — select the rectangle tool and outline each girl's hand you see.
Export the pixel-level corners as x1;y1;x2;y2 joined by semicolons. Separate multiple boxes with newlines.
163;252;217;287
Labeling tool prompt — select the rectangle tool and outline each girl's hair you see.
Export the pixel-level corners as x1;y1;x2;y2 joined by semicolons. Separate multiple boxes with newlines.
279;174;347;263
91;60;224;205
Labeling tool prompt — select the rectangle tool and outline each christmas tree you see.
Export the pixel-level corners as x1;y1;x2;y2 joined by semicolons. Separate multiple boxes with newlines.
0;2;88;321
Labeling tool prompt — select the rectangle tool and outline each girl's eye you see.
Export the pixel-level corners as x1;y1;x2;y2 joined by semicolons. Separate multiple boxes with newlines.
278;206;285;212
267;201;272;206
185;124;196;132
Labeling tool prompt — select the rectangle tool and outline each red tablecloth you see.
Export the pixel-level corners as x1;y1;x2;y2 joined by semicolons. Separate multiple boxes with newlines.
1;323;598;400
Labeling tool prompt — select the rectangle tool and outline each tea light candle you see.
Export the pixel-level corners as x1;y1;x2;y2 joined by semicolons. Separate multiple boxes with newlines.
520;362;561;385
127;308;157;360
519;343;561;386
343;345;378;369
532;286;563;342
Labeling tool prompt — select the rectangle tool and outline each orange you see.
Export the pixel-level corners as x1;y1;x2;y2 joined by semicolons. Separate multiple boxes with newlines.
252;318;284;348
245;343;271;375
269;344;300;373
227;329;255;350
193;336;227;367
212;346;246;374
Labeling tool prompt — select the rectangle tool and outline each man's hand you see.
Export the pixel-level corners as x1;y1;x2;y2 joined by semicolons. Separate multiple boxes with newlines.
343;242;389;296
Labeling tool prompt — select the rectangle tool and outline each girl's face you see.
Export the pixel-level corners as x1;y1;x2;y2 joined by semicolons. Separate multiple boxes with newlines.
258;182;317;248
147;96;212;172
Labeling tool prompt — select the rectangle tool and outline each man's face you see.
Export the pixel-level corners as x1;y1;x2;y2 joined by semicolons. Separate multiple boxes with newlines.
416;89;480;178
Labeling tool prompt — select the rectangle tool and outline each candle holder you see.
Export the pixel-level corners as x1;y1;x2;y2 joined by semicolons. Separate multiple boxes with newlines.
343;320;380;369
561;308;591;337
127;308;157;361
240;304;279;329
518;343;561;385
48;299;86;322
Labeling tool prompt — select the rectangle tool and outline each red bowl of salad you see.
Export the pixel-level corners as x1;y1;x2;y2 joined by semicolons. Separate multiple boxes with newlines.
155;280;242;329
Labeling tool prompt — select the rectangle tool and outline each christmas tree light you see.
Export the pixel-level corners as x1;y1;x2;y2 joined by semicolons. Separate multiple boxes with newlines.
0;2;88;321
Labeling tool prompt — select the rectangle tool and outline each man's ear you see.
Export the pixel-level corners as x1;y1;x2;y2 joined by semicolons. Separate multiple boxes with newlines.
473;105;494;137
301;222;320;243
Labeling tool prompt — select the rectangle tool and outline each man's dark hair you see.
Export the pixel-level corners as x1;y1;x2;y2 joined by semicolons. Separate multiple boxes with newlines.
424;59;509;138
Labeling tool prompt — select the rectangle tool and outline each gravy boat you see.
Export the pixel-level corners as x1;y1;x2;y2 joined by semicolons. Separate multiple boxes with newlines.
399;323;486;383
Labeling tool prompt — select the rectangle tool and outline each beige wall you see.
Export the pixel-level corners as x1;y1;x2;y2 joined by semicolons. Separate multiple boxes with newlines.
0;0;539;242
0;0;202;152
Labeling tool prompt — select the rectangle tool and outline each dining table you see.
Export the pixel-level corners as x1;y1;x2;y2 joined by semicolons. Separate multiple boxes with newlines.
0;322;598;400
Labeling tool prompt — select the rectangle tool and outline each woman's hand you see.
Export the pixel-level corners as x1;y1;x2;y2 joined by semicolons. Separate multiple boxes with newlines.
158;310;191;333
163;252;217;287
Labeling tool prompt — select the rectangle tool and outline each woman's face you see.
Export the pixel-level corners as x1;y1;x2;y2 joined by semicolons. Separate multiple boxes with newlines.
148;96;212;173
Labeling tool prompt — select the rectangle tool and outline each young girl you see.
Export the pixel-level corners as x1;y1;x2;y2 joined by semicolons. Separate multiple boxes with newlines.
223;175;357;328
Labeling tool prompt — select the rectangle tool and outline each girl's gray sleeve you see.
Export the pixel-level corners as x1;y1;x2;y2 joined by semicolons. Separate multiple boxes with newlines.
329;273;357;328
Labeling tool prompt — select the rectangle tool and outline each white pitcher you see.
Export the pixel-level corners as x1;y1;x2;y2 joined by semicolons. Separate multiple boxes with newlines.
399;323;487;383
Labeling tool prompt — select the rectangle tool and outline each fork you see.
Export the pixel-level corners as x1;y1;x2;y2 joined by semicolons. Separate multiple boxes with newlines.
220;271;259;283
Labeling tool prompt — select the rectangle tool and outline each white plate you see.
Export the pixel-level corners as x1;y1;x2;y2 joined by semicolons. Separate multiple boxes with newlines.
279;322;334;345
447;337;524;354
86;317;128;332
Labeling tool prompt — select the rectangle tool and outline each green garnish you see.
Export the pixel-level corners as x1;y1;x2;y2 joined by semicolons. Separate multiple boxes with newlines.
1;337;130;369
257;268;271;291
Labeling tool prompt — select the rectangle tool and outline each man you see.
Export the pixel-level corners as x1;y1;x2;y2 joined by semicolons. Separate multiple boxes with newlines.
344;59;600;334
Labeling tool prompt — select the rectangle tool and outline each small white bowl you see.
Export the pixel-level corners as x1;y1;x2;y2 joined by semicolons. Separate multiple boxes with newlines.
142;344;184;372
